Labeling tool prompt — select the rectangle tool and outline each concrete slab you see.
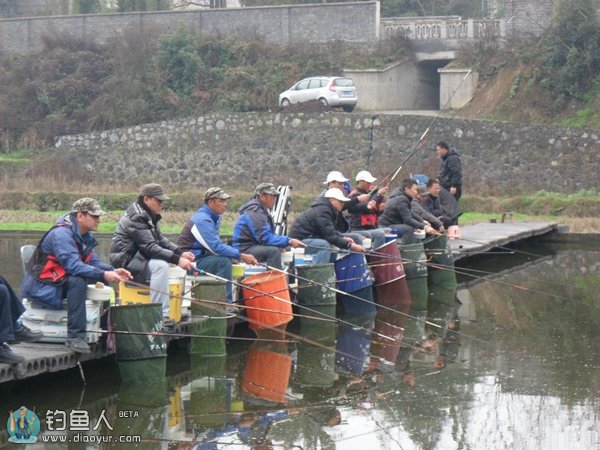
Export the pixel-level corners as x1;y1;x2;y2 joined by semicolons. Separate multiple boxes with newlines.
449;221;558;261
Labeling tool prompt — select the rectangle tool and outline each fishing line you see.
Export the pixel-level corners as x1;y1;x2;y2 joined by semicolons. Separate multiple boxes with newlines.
454;235;547;259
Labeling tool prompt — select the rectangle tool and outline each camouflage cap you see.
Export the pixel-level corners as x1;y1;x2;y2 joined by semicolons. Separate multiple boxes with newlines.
139;183;169;201
71;198;105;216
204;187;231;202
254;183;279;196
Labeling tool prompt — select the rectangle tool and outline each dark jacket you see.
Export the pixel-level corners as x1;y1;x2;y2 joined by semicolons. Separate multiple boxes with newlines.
178;205;241;260
348;186;384;230
232;198;290;252
378;188;425;229
289;197;352;249
21;213;112;306
439;148;463;190
423;194;446;218
110;200;181;283
411;198;443;229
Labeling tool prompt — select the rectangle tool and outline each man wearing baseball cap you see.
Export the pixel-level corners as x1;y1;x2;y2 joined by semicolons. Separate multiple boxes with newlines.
233;183;304;269
323;170;387;250
22;198;132;353
289;188;366;264
178;187;258;308
347;170;389;249
111;184;195;324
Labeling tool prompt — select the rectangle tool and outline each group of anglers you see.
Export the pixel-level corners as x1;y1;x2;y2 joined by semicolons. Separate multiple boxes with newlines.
0;141;462;363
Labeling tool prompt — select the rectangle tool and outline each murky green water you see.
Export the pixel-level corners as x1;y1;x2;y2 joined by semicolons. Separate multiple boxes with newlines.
0;233;598;449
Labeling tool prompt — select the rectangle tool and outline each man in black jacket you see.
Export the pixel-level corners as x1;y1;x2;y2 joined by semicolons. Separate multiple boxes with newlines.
379;178;439;244
110;184;195;322
289;188;366;264
436;141;463;201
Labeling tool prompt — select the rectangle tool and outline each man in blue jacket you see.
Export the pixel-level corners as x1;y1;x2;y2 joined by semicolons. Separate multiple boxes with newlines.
21;198;132;353
178;187;258;306
233;183;304;269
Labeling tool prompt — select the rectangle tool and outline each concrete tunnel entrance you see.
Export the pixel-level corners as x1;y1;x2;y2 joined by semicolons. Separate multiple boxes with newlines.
417;59;452;110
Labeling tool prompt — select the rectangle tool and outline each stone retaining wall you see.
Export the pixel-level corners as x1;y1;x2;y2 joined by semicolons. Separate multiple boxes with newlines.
55;112;600;194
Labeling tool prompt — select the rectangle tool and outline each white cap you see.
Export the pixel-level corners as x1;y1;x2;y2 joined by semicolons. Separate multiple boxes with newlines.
355;170;377;183
323;171;349;184
324;188;351;202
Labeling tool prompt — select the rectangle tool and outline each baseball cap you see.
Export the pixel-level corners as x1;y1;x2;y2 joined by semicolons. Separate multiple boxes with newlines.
324;188;351;202
204;187;232;202
323;171;349;184
254;183;280;196
139;183;170;201
355;170;377;183
71;198;105;216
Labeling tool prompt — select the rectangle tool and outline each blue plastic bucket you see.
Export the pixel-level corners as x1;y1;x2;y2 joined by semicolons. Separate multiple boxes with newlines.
334;252;373;293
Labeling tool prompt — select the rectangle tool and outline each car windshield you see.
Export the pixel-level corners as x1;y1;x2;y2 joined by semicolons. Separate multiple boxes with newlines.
333;78;354;87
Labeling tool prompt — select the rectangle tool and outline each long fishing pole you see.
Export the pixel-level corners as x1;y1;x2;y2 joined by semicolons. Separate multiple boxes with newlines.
193;269;396;343
119;279;406;378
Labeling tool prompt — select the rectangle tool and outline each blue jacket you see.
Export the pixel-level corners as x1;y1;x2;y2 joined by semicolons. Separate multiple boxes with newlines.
178;205;241;260
21;213;112;306
44;214;112;279
232;198;290;252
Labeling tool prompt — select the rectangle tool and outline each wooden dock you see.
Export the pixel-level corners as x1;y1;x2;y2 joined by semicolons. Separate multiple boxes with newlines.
0;319;199;384
1;221;559;385
448;221;558;261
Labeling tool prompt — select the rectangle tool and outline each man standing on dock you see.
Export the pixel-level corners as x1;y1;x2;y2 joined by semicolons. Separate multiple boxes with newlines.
178;187;258;309
110;184;195;326
436;141;463;201
233;183;304;269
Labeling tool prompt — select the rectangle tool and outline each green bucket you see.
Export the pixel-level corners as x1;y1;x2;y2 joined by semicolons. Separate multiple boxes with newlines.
111;303;167;361
399;242;428;279
295;263;336;306
296;305;337;388
190;316;227;356
406;276;429;312
424;235;454;267
191;276;228;317
117;359;167;384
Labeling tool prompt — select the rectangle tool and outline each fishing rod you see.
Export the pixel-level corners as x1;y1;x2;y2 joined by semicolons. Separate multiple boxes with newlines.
89;328;295;343
121;278;407;378
193;270;396;343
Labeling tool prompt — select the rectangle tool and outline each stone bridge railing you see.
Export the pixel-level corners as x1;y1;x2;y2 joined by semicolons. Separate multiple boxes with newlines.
381;16;505;40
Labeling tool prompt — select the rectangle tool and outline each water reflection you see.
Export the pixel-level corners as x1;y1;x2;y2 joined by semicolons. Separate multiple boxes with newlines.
0;237;599;449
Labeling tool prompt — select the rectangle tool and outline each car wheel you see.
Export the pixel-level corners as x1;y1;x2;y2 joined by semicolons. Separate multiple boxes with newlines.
343;105;355;112
319;98;328;107
281;98;291;107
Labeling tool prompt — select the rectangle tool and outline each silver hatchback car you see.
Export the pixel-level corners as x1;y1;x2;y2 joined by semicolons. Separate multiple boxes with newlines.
278;76;358;112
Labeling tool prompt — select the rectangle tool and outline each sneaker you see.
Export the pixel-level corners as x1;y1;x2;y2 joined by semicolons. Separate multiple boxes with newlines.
65;338;91;354
0;343;25;364
13;325;44;343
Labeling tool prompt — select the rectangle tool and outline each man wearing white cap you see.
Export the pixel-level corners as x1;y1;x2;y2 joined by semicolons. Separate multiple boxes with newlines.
348;170;389;249
323;170;387;250
289;188;366;264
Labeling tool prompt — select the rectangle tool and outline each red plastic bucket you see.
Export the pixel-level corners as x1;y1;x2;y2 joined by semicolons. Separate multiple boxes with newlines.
241;271;293;331
367;240;405;286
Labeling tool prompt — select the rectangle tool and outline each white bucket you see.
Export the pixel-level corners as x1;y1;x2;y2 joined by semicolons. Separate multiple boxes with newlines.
282;252;294;264
87;283;113;302
362;238;372;249
168;265;187;280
